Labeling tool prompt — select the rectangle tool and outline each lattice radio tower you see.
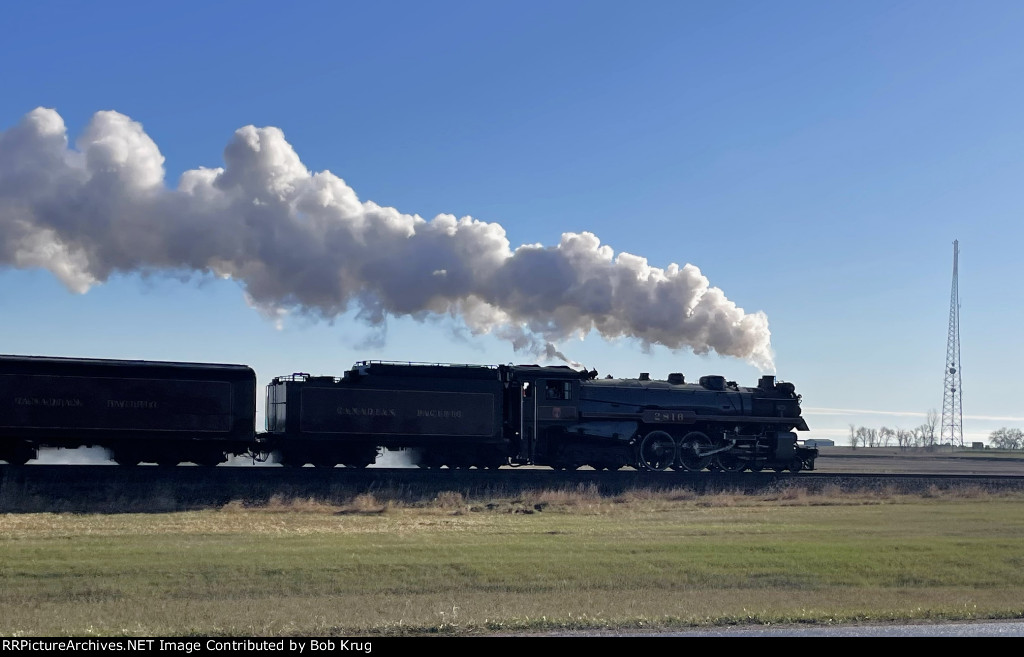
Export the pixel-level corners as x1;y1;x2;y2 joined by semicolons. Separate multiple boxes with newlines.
941;240;963;447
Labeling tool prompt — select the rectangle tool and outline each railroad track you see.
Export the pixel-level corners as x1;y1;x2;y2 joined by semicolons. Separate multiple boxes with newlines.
2;465;1023;513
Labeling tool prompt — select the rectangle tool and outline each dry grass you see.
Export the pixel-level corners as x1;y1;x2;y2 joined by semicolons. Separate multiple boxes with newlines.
432;490;467;512
613;487;700;504
341;493;391;514
531;483;604;509
199;478;1024;513
209;483;1024;515
215;480;1024;519
921;484;991;499
220;493;397;515
221;495;342;514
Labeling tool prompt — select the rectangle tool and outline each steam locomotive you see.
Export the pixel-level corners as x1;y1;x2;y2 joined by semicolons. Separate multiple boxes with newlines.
0;354;816;472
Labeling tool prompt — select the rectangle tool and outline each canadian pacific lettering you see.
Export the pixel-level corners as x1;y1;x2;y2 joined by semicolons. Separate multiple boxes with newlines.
13;397;83;407
336;407;396;416
107;400;159;409
417;409;463;418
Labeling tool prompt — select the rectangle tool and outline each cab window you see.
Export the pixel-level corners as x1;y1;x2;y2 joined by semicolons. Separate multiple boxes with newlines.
545;381;572;400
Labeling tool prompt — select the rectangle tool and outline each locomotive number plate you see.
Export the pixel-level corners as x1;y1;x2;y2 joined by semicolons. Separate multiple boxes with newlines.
642;410;696;424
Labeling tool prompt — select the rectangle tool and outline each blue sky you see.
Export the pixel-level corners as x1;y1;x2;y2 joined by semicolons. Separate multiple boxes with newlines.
2;1;1024;445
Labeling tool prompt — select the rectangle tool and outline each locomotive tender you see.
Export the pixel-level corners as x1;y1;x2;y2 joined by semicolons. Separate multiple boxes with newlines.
0;355;256;467
1;355;816;472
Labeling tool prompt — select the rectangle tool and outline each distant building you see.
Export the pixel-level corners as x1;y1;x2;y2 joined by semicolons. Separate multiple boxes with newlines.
971;442;985;450
802;439;835;447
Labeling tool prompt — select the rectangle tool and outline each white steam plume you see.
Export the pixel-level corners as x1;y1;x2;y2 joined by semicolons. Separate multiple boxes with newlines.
0;108;774;370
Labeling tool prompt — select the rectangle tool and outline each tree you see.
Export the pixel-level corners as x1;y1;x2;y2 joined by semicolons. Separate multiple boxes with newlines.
923;409;939;446
914;410;940;448
989;428;1024;450
910;426;925;448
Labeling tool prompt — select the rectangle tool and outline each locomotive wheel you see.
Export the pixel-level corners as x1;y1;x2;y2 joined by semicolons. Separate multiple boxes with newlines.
746;461;764;472
676;432;713;471
713;452;746;473
789;458;803;473
638;431;675;471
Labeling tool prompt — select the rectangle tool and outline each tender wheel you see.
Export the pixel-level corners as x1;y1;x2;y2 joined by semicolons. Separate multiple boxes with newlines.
113;451;141;467
191;452;226;467
341;447;378;468
638;431;675;471
415;452;443;469
675;432;712;471
276;451;305;467
4;445;36;465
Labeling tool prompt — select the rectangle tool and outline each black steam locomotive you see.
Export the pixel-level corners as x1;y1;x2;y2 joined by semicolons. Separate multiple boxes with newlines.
0;355;816;472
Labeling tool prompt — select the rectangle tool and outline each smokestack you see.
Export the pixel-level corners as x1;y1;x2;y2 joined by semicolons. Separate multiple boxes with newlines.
0;108;775;370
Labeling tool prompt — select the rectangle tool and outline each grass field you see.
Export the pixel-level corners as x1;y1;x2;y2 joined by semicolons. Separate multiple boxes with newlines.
2;483;1024;636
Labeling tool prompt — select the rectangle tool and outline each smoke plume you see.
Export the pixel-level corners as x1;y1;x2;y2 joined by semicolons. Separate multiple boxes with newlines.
0;108;774;369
